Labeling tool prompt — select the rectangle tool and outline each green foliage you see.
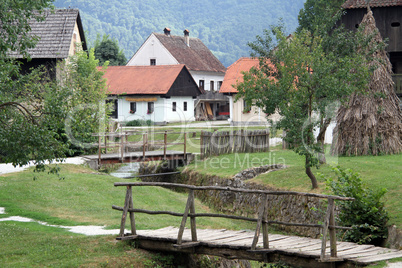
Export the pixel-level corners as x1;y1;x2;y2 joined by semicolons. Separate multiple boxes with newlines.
57;49;111;155
93;34;127;66
297;0;344;34
125;119;153;127
325;166;389;245
53;0;306;67
235;13;371;188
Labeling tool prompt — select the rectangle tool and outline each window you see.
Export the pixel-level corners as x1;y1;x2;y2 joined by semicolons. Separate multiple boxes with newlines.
210;81;215;91
243;99;251;113
147;102;154;114
199;80;205;90
218;81;222;91
391;22;401;27
130;102;136;114
172;102;176;112
150;59;156;65
183;102;187;111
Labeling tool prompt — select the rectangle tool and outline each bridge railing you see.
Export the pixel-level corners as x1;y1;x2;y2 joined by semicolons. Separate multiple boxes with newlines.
112;182;354;262
94;131;189;165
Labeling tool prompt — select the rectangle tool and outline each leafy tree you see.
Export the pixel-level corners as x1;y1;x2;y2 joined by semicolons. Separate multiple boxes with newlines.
0;1;110;166
57;49;110;155
297;0;344;34
93;34;126;66
235;23;370;189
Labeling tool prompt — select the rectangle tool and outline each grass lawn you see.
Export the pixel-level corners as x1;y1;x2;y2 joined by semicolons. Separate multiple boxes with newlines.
0;164;257;267
184;146;402;228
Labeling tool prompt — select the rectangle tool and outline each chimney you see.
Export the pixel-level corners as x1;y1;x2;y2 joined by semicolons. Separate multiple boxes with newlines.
184;29;190;47
163;27;171;36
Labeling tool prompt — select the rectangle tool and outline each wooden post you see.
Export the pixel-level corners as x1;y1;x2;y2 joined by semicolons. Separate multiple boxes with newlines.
329;199;337;258
321;198;334;261
164;131;167;160
129;188;136;236
104;133;108;154
189;190;197;242
119;186;132;237
252;194;268;250
142;133;146;159
177;190;195;245
200;131;204;159
184;132;187;162
98;135;102;167
120;133;124;162
262;195;269;249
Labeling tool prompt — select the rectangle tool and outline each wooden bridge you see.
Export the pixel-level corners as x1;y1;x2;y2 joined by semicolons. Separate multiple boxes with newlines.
83;131;192;169
112;182;402;268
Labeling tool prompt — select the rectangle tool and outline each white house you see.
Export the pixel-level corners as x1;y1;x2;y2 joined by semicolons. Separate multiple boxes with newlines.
102;65;202;124
220;57;280;126
127;28;229;120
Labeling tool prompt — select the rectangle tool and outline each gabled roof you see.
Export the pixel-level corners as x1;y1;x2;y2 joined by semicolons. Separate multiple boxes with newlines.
102;64;194;95
8;9;87;59
342;0;402;9
153;33;226;73
219;57;260;93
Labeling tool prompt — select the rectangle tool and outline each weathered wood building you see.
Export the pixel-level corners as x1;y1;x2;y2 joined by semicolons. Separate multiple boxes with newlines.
341;0;402;97
8;9;87;79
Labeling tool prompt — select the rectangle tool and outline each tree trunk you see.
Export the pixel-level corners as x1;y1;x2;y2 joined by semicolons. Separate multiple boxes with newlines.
306;156;319;189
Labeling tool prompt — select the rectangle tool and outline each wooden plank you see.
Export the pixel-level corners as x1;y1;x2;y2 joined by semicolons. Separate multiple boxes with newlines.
119;186;132;237
321;198;334;260
177;190;194;245
354;252;402;264
116;235;138;241
341;248;395;258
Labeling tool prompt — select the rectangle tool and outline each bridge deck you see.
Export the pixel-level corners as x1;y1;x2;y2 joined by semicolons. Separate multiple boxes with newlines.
131;227;402;267
83;150;190;165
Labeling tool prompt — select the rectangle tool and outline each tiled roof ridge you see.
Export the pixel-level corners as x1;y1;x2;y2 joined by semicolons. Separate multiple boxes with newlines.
342;0;402;9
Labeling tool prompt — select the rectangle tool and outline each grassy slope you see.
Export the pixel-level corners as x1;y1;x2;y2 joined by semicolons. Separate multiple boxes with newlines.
184;147;402;228
0;165;256;267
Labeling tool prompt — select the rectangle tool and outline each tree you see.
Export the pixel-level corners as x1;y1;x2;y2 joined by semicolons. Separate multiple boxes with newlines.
57;49;110;156
0;1;110;167
235;24;370;189
93;34;126;66
297;0;344;34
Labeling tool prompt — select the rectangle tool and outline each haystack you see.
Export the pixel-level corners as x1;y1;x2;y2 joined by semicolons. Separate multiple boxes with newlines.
331;7;402;156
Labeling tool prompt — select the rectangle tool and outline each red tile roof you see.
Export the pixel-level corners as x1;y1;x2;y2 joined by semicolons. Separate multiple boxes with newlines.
101;65;187;95
219;57;260;93
342;0;402;8
154;33;226;73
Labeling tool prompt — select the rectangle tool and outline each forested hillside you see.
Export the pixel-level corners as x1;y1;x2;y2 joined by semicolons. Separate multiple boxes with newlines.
54;0;306;66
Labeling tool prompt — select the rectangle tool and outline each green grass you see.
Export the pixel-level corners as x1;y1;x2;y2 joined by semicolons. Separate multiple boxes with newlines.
0;221;154;267
0;164;258;267
184;147;402;228
0;165;254;230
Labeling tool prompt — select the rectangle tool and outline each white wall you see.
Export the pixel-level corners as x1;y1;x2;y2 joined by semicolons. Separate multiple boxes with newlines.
116;95;195;124
191;70;225;91
127;34;178;66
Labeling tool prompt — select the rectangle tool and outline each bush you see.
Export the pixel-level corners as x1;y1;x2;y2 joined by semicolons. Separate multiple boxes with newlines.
324;166;388;245
125;119;153;127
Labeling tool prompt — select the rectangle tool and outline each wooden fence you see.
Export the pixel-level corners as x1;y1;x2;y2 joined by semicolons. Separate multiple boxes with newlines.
200;129;270;158
112;182;354;262
94;131;187;164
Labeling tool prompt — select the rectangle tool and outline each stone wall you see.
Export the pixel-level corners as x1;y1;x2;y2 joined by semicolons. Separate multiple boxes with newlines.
139;163;327;238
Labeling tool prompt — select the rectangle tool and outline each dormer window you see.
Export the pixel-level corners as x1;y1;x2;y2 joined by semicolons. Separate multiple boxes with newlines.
150;59;156;65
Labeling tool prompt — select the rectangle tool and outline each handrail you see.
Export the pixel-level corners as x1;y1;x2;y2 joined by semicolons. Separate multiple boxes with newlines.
96;131;189;166
113;182;354;261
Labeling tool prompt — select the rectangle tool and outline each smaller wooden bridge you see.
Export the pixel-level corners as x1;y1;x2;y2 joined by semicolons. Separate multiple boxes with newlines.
84;131;192;168
112;182;402;267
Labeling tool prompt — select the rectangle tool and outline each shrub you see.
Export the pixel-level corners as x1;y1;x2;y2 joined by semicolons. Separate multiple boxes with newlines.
125;119;153;127
324;166;388;245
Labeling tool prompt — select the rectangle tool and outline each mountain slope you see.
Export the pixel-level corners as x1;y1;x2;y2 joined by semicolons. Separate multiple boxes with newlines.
54;0;306;66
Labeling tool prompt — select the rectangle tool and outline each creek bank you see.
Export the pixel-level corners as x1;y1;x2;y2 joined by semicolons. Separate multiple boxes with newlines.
139;163;325;238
